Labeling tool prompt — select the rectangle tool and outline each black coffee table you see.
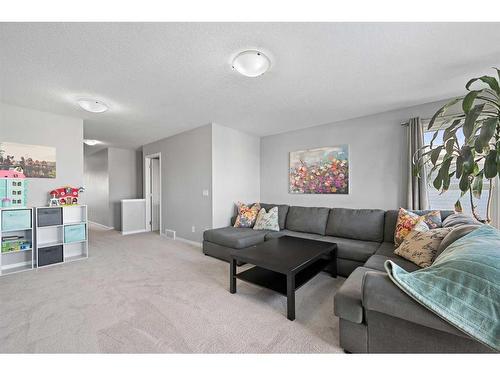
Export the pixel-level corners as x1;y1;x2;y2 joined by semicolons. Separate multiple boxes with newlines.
229;236;337;321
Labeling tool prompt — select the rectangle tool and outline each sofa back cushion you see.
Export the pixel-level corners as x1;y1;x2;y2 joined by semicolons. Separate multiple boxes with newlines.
326;208;385;242
259;203;289;230
383;209;454;243
285;206;330;235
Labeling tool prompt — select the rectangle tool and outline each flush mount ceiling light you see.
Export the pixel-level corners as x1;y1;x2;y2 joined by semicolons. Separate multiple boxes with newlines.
232;50;271;77
83;139;101;146
77;99;108;113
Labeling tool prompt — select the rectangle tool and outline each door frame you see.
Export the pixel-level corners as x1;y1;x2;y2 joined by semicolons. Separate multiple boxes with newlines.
144;152;162;233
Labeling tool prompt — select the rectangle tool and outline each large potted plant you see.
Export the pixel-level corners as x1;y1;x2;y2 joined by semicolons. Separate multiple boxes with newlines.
415;68;500;223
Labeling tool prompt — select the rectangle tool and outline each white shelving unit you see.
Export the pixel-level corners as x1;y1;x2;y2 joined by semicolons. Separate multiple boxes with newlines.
35;205;88;268
0;207;34;276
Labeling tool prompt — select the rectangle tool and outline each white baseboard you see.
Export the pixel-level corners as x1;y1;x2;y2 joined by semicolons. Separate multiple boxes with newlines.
89;221;114;230
2;261;31;270
122;229;148;236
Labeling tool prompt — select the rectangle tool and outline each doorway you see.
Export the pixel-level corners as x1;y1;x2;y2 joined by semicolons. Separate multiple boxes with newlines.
144;153;161;233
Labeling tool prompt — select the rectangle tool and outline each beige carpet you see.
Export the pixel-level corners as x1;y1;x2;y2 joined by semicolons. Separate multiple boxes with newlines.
0;226;344;353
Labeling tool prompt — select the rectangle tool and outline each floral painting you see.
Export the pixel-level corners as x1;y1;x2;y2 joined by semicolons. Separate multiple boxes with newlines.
0;142;56;178
289;145;349;194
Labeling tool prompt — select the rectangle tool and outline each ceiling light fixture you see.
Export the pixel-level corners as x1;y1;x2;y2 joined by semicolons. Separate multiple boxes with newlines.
232;50;271;77
83;139;101;146
77;99;108;113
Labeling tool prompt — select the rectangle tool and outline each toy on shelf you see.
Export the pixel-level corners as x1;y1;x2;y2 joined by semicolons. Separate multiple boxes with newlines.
0;168;28;208
49;186;84;206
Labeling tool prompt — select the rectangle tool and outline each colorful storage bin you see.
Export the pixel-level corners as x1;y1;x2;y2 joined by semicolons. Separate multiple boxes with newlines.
64;223;86;243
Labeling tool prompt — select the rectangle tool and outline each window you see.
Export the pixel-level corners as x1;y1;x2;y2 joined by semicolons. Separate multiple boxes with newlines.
423;121;491;219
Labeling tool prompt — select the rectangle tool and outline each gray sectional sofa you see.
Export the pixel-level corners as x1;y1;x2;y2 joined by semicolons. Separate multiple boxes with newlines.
202;204;492;353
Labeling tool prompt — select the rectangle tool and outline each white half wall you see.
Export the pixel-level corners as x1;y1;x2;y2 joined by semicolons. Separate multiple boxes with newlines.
212;123;260;228
0;102;84;207
260;99;449;210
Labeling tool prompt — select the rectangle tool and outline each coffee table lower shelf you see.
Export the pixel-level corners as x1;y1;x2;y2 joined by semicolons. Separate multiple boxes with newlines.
235;258;330;296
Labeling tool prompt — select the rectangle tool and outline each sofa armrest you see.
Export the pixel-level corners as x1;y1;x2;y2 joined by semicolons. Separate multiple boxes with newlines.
361;271;464;337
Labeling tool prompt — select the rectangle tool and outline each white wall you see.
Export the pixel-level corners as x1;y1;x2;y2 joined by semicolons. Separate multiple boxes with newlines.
212;123;260;228
0;102;84;207
260;99;449;210
84;147;142;229
142;124;213;242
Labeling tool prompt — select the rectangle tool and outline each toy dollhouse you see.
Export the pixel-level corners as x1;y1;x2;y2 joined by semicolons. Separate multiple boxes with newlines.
0;168;28;208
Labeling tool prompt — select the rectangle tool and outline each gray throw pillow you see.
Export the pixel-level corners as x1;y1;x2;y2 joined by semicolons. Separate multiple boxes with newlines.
436;224;481;259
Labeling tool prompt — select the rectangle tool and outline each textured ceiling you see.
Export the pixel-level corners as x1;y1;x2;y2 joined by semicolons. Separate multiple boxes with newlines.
1;22;500;149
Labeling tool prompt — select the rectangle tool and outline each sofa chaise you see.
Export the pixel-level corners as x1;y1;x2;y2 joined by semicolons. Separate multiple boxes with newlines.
202;203;493;353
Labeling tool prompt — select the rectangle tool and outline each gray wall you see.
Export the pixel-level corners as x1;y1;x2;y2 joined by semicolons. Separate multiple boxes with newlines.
108;147;143;230
260;99;449;210
212;124;260;228
142;124;213;242
84;147;142;229
0;102;84;207
84;148;110;226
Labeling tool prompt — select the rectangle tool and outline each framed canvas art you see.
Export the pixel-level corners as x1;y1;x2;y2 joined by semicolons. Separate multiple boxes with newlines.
0;142;56;178
289;145;349;194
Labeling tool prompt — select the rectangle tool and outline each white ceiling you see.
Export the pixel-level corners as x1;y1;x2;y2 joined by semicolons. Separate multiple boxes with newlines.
1;22;500;149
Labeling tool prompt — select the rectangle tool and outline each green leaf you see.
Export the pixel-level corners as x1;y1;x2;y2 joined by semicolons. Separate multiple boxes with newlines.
472;172;484;199
462;90;480;113
484;149;498;178
466;75;500;95
430;146;443;166
463;103;485;139
454;199;463;213
455;155;464;178
433;172;443;190
461;145;474;174
477;117;498;150
440;158;452;192
459;173;470;192
427;97;462;130
445;138;455;155
443;120;461;142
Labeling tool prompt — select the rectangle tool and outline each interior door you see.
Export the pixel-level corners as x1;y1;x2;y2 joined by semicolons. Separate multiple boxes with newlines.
151;158;160;232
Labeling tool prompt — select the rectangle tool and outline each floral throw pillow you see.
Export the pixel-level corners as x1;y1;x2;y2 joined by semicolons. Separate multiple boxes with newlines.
253;207;280;231
394;208;442;247
394;226;452;268
234;202;261;228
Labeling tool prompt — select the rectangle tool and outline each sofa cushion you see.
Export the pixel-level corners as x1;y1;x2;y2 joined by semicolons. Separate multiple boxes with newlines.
260;203;289;230
383;209;454;243
285;206;330;235
442;213;480;228
264;231;287;241
334;267;384;324
325;208;385;242
203;227;267;249
364;254;420;273
375;242;399;257
436;224;480;258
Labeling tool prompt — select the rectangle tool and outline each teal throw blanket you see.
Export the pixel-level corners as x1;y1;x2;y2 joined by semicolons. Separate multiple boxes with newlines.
385;225;500;351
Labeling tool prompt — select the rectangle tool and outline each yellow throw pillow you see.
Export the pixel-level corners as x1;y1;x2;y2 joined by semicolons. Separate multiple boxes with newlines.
394;226;452;268
233;202;261;228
